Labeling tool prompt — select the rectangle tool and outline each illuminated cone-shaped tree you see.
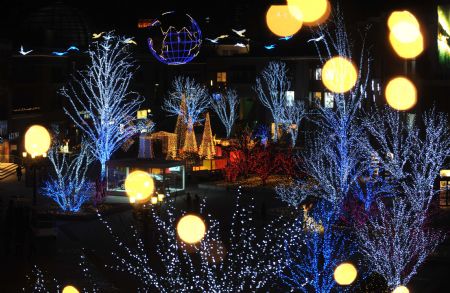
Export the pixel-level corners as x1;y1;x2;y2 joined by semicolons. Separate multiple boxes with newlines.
174;94;187;153
199;112;215;159
182;117;198;153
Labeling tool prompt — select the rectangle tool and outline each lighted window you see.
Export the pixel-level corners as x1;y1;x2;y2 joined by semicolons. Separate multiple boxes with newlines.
137;110;148;119
217;72;227;83
324;92;334;108
311;91;322;102
314;68;322;80
286;91;295;106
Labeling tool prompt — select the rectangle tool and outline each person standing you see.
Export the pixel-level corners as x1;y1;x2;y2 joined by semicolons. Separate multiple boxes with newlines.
16;165;22;182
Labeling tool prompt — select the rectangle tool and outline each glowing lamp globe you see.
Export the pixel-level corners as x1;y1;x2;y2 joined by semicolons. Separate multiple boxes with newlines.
389;32;424;59
24;125;51;157
124;171;155;202
147;12;202;65
322;57;358;93
333;263;358;285
62;285;79;293
177;214;206;244
392;285;409;293
287;0;330;26
385;77;417;111
266;5;303;37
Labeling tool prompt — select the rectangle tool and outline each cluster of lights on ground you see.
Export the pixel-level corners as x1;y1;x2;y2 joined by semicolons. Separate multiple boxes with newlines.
19;2;430;292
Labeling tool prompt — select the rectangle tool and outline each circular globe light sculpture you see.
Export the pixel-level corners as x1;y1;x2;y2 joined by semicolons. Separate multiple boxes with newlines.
177;214;206;244
322;57;358;93
392;285;409;293
385;77;417;111
387;10;424;59
287;0;330;26
62;285;79;293
124;170;155;203
333;262;358;286
266;5;303;37
147;12;202;65
24;125;51;157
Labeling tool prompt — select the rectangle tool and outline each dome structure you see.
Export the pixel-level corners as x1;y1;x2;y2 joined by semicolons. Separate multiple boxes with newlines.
21;2;90;49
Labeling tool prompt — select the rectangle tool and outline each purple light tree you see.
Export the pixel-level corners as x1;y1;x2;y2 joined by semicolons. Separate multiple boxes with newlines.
61;32;143;179
210;89;239;138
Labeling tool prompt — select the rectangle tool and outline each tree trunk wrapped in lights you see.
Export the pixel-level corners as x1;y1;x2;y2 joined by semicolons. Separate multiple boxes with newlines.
174;94;188;152
198;112;215;159
61;32;144;179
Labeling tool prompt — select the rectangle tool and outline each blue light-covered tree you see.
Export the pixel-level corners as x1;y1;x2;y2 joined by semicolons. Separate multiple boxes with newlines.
41;133;94;212
210;89;239;138
61;32;143;179
357;107;450;289
275;7;372;292
279;201;354;293
254;61;290;142
164;76;209;152
282;100;306;147
100;192;283;292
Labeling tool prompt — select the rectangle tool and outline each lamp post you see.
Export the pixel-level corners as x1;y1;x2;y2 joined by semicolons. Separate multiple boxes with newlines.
23;125;51;206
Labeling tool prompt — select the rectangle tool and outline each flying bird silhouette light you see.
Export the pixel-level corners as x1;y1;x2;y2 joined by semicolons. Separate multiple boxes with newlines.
19;46;33;55
92;32;106;39
232;29;246;37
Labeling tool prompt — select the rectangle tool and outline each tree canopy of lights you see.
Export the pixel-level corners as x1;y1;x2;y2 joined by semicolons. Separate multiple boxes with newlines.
41;129;94;212
210;89;239;139
254;61;291;142
100;190;284;292
355;107;449;288
282;100;307;147
61;32;144;179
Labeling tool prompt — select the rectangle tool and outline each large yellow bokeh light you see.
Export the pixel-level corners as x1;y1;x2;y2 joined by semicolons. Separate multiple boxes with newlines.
266;5;303;37
385;77;417;111
322;57;358;93
333;262;358;285
24;125;51;157
388;10;424;59
392;285;409;293
287;0;330;25
176;214;206;244
389;32;424;59
124;170;155;202
62;285;79;293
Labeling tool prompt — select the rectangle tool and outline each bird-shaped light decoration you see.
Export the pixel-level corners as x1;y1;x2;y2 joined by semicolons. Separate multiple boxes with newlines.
232;29;246;37
19;46;33;55
52;51;68;56
264;44;276;50
307;35;325;43
279;35;293;41
67;46;79;51
123;37;137;45
234;42;247;48
92;32;106;39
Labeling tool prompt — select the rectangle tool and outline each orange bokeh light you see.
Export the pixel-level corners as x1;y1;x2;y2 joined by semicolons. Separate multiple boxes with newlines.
266;5;303;37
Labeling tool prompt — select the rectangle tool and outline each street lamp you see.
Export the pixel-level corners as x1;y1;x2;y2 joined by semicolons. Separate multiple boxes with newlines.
23;125;51;206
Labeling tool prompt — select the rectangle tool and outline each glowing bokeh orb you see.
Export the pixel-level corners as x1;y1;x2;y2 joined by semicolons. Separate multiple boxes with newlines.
385;77;417;111
388;11;420;43
392;285;409;293
287;0;330;25
147;12;202;65
24;125;51;157
333;263;358;285
266;5;303;37
124;170;155;202
387;10;424;59
177;214;206;244
322;57;358;93
62;285;79;293
389;32;424;59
